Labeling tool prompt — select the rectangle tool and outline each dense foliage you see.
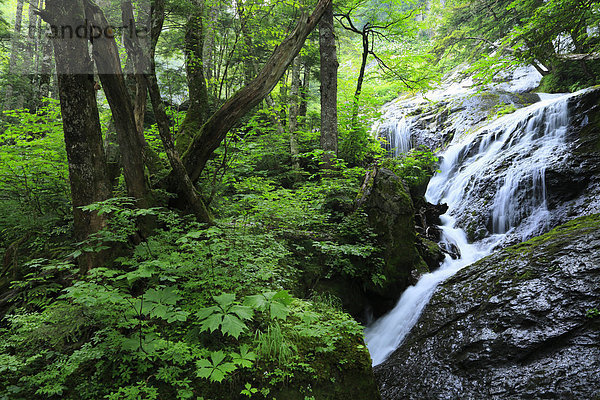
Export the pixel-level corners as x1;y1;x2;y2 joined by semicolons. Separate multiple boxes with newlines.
1;0;599;398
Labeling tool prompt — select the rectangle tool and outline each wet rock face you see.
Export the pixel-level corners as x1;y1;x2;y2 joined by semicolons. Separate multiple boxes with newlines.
374;214;600;400
360;168;429;314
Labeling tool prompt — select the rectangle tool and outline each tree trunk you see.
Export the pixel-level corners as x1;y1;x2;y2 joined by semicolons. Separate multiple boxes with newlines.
4;0;25;110
119;0;211;222
121;0;163;175
289;56;302;170
41;0;112;270
83;0;152;208
203;1;219;98
319;1;339;167
351;32;369;126
181;0;333;183
298;61;310;127
144;0;211;223
176;0;211;155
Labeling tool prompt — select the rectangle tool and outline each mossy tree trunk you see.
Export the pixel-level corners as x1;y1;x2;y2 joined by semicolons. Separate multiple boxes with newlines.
176;0;211;155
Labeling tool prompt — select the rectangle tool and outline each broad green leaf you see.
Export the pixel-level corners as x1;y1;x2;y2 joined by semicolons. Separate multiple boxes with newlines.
195;306;219;320
210;350;226;365
145;287;180;305
213;293;236;308
244;294;268;311
221;314;247;339
218;362;238;375
167;310;189;323
269;301;289;320
272;290;293;306
200;314;223;333
208;368;226;383
231;345;257;368
230;305;253;320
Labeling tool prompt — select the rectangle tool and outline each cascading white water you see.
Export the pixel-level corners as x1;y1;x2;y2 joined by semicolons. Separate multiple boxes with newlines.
377;116;413;156
365;90;581;367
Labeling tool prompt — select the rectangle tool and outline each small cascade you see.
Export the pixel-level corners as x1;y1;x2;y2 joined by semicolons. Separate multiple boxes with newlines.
377;116;413;156
365;89;581;367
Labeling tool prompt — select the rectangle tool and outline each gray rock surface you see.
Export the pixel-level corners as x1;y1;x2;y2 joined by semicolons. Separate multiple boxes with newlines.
374;214;600;400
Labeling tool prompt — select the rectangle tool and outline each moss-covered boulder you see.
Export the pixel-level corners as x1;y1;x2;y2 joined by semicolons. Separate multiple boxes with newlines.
360;168;429;313
375;214;600;399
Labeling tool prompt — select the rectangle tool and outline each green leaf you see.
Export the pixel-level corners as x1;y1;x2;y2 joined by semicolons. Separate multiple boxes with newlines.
196;306;219;320
210;350;226;366
230;305;253;320
196;351;238;383
221;314;247;339
269;301;289;320
214;293;236;309
200;314;223;333
231;345;257;368
272;290;293;306
244;294;268;311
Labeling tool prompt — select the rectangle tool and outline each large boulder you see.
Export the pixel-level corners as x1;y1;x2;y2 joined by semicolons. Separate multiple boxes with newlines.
374;214;600;400
360;168;429;315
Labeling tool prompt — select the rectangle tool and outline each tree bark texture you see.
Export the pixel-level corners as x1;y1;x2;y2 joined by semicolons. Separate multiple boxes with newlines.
41;0;112;263
319;1;339;166
121;0;163;175
181;0;333;183
143;0;212;223
83;0;152;208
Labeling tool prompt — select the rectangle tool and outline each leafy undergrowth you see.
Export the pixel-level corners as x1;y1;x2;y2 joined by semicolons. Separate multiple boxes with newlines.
0;202;374;399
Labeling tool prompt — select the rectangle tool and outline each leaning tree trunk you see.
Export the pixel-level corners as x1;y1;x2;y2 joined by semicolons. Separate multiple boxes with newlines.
123;0;211;223
319;1;339;168
181;0;333;183
40;0;112;270
83;0;152;208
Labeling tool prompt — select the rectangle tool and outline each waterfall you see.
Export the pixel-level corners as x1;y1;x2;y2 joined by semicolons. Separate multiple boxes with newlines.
377;116;413;156
365;90;580;367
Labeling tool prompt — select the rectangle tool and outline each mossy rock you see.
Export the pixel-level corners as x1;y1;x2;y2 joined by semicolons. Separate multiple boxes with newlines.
361;168;428;309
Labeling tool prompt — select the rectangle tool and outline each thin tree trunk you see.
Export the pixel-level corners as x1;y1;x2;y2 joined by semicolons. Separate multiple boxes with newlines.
40;0;112;270
37;1;53;102
83;0;152;208
203;1;219;97
319;1;339;167
180;0;333;183
4;0;25;110
298;61;310;127
289;56;302;170
351;32;369;125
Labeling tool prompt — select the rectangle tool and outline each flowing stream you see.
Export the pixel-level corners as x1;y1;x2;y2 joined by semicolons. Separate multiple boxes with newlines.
365;89;580;366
